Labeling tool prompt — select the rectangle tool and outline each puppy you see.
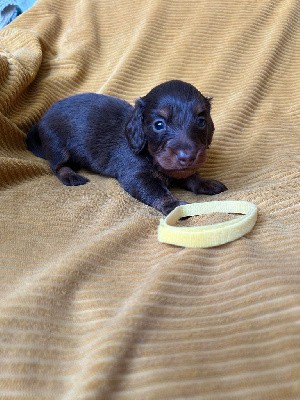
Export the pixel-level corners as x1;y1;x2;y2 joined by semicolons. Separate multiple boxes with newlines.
26;80;227;215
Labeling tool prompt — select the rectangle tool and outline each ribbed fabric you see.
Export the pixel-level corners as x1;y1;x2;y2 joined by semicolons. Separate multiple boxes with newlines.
0;0;299;399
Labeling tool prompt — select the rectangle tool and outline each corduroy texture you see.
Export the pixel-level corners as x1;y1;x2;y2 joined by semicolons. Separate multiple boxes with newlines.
0;1;299;399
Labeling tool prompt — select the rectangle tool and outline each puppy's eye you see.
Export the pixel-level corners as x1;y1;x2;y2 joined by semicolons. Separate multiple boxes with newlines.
153;120;166;132
198;116;206;129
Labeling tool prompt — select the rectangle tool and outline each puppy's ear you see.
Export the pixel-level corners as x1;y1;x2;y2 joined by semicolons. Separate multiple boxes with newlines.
203;96;214;147
125;98;146;154
206;113;215;145
204;96;213;111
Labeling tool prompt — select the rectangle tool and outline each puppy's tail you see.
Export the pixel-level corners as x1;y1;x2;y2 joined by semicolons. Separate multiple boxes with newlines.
26;124;45;158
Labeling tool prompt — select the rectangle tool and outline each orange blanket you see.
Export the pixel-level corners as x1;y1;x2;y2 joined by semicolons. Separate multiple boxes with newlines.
0;0;299;398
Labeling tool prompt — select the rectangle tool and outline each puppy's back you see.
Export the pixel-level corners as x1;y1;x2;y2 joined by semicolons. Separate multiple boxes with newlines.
26;93;133;160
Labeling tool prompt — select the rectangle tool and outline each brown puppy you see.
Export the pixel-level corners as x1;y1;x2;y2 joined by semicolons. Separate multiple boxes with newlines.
26;80;227;215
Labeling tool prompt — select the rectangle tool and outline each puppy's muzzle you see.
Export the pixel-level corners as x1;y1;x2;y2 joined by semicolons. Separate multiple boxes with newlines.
173;145;207;170
153;143;207;179
176;149;197;167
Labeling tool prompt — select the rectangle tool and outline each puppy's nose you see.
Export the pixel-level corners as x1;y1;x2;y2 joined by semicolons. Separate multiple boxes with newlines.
176;150;195;166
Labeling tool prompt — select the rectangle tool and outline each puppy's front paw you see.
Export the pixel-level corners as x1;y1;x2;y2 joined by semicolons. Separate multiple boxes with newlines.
182;174;227;195
197;178;228;195
161;200;188;216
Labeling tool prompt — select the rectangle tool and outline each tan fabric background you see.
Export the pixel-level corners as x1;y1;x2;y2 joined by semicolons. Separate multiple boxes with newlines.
0;0;299;398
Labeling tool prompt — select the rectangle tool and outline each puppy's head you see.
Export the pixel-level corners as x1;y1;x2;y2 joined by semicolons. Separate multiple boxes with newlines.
125;80;215;179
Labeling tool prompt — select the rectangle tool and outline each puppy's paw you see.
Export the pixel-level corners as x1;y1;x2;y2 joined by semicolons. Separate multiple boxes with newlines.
182;174;227;195
196;178;228;195
161;200;188;216
57;167;89;186
63;174;89;186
